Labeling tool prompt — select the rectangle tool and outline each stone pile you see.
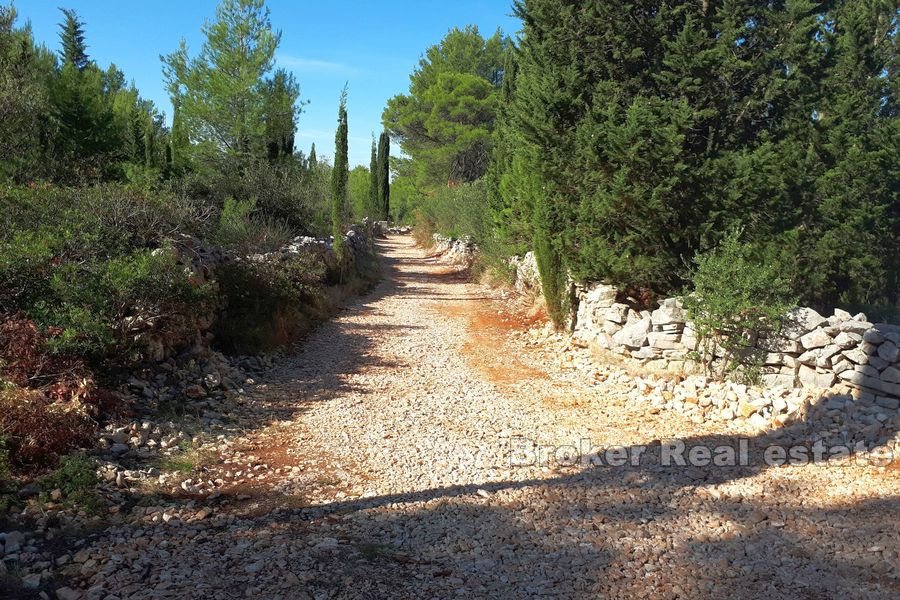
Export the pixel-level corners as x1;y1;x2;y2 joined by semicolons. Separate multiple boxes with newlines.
171;234;231;285
256;224;373;272
571;282;900;406
432;233;478;266
508;251;541;295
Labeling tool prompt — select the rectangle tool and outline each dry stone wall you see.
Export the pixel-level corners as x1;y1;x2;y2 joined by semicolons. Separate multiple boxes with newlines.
431;233;478;266
571;282;900;406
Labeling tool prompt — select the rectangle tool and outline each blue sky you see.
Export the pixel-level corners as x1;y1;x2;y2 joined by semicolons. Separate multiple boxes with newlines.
18;0;521;167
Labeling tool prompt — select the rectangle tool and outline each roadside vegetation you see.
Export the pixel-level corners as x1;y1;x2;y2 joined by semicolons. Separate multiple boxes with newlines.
0;0;386;478
386;4;898;332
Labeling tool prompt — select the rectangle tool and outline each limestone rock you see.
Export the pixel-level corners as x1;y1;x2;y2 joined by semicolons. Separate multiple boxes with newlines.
582;284;618;309
783;307;827;339
800;328;832;350
877;341;899;363
612;317;651;349
863;329;885;345
798;365;836;389
842;348;868;364
881;366;900;384
833;332;861;349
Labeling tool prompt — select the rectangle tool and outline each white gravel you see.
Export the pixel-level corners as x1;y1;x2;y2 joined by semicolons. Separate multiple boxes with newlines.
26;235;898;599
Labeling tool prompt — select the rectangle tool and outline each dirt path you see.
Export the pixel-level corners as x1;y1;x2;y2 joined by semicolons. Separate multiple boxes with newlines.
66;235;898;599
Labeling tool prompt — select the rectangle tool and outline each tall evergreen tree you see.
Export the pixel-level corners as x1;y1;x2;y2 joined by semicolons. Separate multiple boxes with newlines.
368;137;379;219
308;142;317;169
169;103;190;171
383;26;509;190
162;0;283;162
263;68;301;162
376;131;390;220
58;8;88;70
331;87;349;260
0;6;54;181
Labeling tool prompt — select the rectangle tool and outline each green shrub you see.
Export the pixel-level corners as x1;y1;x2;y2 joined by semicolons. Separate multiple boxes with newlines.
30;246;216;359
215;256;327;354
214;196;295;254
420;180;490;241
40;453;99;510
186;159;332;236
684;228;797;382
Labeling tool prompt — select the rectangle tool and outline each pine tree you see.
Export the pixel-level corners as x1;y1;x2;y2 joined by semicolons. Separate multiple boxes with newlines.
376;131;390;220
162;0;282;162
368;137;379;219
331;87;349;261
58;8;88;70
383;26;509;190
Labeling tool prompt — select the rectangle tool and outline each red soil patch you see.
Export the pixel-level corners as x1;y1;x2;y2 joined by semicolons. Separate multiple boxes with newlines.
440;299;549;386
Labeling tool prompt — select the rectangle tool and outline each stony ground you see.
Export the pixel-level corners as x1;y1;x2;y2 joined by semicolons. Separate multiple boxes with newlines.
4;235;899;600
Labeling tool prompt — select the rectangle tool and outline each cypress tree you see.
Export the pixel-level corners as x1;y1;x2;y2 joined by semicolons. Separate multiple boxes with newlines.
58;8;88;70
308;142;317;169
368;137;379;220
376;131;390;220
169;103;189;171
331;87;349;260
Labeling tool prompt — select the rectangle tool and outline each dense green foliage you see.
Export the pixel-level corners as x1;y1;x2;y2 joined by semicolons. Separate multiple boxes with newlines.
502;0;898;322
349;165;372;221
376;131;391;219
331;87;349;259
368;138;379;218
162;0;300;165
684;229;797;381
0;5;169;183
384;26;510;189
0;185;216;360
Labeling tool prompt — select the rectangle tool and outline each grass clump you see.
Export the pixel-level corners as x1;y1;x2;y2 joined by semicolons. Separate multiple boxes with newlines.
40;453;100;512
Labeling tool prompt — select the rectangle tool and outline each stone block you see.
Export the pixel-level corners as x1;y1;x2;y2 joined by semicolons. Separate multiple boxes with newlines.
800;328;833;350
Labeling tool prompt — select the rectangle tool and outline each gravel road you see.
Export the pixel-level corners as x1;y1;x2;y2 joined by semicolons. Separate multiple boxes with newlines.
60;235;899;599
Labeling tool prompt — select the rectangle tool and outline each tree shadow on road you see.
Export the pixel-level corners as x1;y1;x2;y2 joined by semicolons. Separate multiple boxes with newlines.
12;235;898;599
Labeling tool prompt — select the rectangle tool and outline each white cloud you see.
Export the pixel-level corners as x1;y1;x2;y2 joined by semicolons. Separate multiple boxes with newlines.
277;55;354;73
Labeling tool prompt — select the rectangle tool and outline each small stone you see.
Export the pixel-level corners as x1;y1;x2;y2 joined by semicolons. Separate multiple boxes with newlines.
784;307;827;338
881;367;900;384
184;384;207;399
832;332;861;349
863;329;885;345
738;401;757;419
877;341;899;363
17;483;40;498
2;531;24;554
875;396;899;410
833;308;853;321
56;587;83;600
831;359;852;374
798;365;835;389
748;413;768;429
842;348;868;364
110;443;129;455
